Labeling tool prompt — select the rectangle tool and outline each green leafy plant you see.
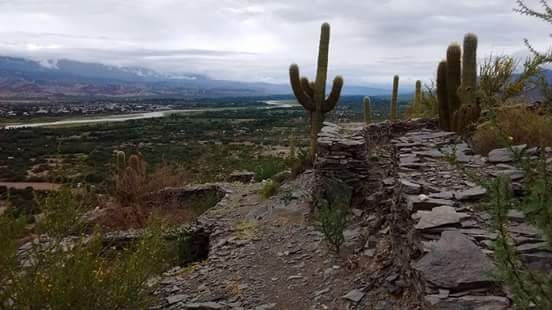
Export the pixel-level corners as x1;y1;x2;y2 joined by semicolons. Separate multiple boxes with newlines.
312;178;351;254
0;187;169;309
316;204;347;254
259;180;280;199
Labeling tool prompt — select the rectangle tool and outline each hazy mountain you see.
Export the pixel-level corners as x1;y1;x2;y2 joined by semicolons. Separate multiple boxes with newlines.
0;56;390;99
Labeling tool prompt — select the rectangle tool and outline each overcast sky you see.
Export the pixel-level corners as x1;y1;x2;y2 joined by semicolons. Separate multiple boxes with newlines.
0;0;550;86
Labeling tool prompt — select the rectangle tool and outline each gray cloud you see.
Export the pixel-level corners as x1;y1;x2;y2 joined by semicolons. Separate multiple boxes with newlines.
0;0;550;86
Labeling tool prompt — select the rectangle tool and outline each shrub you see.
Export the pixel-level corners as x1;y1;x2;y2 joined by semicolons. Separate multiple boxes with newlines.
482;155;552;309
312;178;351;254
113;152;188;207
259;180;280;199
471;106;552;154
0;187;168;309
406;83;439;119
252;158;286;182
315;205;347;254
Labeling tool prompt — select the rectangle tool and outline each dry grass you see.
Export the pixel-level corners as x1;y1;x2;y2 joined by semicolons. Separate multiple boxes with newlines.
113;153;188;207
471;106;552;154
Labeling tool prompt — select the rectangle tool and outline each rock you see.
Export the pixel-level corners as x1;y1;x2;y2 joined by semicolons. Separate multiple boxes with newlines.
406;195;455;211
227;170;255;183
455;186;487;201
166;294;189;305
181;302;225;309
342;289;365;303
426;295;510;309
400;179;422;194
255;304;276;310
491;169;524;181
488;145;526;163
413;206;469;230
414;231;495;290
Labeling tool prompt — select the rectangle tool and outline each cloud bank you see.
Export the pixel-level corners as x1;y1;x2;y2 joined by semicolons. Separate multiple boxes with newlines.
0;0;550;86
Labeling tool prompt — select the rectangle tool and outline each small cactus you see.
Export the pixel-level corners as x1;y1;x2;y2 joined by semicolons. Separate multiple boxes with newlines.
390;75;399;121
363;96;372;124
437;61;450;130
415;80;422;109
289;23;343;161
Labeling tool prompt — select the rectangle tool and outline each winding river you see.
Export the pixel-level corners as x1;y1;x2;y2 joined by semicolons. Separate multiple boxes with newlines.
4;100;298;129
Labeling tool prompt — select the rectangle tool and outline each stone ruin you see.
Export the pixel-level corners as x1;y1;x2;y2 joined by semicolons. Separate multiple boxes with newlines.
313;120;552;309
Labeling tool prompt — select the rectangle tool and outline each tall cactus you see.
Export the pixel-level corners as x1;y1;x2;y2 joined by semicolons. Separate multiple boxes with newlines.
437;61;450;130
390;75;399;121
461;33;478;106
289;23;343;161
363;96;372;124
436;34;481;133
446;43;462;123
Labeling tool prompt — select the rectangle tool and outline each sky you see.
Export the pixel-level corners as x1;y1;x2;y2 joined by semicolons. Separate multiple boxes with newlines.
0;0;550;87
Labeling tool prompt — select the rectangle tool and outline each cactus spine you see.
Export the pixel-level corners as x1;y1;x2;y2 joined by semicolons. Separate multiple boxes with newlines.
390;75;399;121
437;61;450;130
363;96;372;124
289;23;343;161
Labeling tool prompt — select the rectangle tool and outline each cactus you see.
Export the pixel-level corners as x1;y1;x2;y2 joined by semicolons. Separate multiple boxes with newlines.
363;96;372;124
461;33;478;106
437;34;481;133
446;43;462;122
116;151;126;171
390;75;399;121
437;61;450;130
289;23;343;161
415;80;422;109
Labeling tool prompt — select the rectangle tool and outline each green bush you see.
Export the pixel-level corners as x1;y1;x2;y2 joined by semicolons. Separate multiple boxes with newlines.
252;158;286;182
259;180;280;199
0;187;168;309
312;178;351;254
315;205;347;254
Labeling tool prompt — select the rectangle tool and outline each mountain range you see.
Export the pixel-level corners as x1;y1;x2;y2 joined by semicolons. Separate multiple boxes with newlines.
0;56;390;99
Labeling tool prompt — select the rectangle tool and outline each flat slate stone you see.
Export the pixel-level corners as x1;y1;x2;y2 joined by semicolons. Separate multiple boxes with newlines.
425;295;510;310
455;186;487;201
406;195;455;211
414;231;494;290
400;179;422;194
342;289;365;303
413;206;469;230
488;145;526;163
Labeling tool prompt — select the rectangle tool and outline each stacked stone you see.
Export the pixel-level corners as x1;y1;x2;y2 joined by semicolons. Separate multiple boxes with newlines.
315;122;369;187
392;128;552;309
359;119;437;146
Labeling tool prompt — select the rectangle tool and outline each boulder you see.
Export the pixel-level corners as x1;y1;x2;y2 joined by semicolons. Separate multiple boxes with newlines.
414;231;495;290
488;145;526;163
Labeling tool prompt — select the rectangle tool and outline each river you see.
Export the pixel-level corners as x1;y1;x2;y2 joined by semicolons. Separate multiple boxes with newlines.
3;100;298;129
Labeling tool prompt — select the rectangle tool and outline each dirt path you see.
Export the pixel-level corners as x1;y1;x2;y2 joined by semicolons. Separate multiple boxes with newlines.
153;158;426;310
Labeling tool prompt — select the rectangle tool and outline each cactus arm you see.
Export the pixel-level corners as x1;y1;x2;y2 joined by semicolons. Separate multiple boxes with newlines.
289;64;314;111
301;77;314;98
322;76;343;113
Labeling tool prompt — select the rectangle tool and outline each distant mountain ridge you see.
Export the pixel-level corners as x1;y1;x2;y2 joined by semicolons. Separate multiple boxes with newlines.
0;56;390;99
